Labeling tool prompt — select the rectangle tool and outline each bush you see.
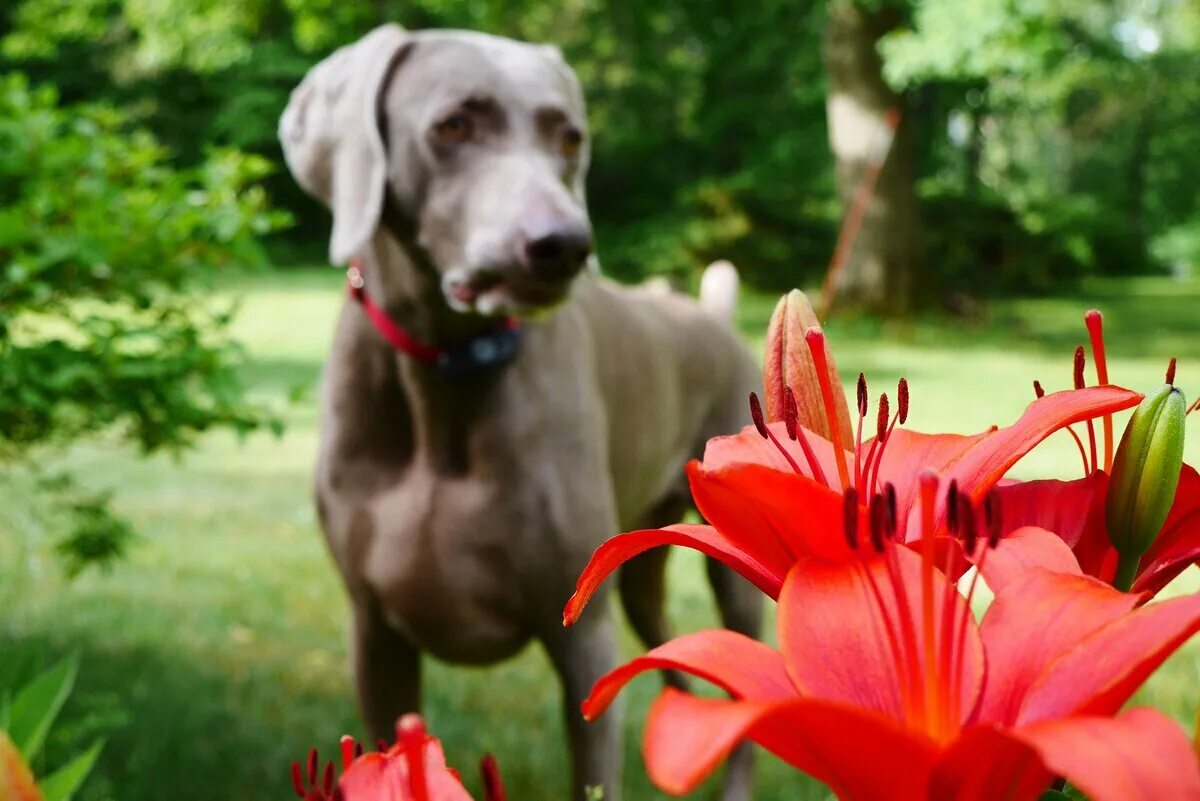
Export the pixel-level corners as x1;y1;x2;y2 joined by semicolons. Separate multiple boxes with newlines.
0;72;287;572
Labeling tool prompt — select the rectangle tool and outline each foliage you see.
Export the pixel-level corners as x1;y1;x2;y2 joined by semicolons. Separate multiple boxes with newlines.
0;72;286;574
0;652;103;801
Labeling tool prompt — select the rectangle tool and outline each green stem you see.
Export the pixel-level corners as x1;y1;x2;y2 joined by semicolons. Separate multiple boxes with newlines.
1113;551;1142;592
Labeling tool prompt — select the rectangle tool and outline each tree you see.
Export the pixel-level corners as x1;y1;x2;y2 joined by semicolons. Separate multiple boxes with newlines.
822;0;924;314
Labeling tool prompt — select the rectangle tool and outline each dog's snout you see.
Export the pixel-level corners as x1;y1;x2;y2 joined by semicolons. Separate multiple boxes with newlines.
524;224;592;280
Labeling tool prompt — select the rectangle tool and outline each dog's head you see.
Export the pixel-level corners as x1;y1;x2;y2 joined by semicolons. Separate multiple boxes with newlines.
279;25;593;317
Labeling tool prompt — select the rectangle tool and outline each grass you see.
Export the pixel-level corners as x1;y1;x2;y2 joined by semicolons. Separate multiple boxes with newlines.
2;268;1199;800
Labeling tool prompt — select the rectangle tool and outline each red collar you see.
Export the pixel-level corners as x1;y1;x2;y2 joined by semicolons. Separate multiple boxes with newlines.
346;260;521;376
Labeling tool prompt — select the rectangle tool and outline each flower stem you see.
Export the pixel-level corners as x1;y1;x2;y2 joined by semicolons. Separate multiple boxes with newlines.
1113;551;1141;592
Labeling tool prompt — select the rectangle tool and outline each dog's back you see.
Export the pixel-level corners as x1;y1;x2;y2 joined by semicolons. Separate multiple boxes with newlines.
572;265;759;530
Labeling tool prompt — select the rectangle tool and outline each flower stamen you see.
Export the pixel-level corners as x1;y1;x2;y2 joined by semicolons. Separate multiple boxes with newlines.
398;714;430;801
785;387;829;485
1074;346;1099;472
748;392;805;476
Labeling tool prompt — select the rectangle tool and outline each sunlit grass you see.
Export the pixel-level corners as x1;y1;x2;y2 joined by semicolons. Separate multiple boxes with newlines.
2;268;1198;800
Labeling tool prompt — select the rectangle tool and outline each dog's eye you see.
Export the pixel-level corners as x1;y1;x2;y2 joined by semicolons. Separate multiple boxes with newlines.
435;113;473;143
562;127;583;159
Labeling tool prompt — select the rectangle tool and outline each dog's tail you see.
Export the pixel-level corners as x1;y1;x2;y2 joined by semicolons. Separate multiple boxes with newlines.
699;259;739;325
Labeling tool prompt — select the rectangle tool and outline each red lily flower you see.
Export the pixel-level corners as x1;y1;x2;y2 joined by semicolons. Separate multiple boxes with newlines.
562;300;1141;623
290;715;502;801
986;311;1199;595
581;476;1200;800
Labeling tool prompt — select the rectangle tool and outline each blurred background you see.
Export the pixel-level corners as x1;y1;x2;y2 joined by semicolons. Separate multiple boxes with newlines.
2;1;1199;800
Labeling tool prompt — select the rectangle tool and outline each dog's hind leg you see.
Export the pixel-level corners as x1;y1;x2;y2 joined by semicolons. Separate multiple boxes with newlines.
542;613;623;801
351;596;422;744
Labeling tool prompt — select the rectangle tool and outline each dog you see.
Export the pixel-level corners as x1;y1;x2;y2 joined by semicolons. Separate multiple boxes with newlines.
279;25;762;800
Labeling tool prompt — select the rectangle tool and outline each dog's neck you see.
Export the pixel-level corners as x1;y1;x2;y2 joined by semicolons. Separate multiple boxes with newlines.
353;224;513;475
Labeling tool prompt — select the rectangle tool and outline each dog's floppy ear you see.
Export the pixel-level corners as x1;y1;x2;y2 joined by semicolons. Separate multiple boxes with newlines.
279;24;410;265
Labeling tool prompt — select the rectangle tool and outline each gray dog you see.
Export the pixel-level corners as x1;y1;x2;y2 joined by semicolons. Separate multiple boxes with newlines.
279;24;762;800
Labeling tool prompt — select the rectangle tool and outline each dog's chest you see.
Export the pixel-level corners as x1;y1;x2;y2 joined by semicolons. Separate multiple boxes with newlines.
356;466;576;662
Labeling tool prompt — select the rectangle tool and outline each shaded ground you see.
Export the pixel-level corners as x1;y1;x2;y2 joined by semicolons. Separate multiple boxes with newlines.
2;269;1198;800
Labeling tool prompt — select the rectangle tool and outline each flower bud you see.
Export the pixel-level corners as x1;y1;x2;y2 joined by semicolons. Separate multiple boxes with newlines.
763;289;851;443
1106;383;1187;564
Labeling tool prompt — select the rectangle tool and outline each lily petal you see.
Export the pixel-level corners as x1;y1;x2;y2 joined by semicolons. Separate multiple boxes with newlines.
880;388;1141;539
976;526;1084;594
689;461;851;565
778;551;984;723
1017;590;1200;724
929;725;1053;801
338;740;475;801
562;524;783;626
0;733;43;801
700;421;847;483
1016;708;1200;801
582;629;795;721
995;473;1107;550
642;688;939;799
976;569;1141;726
1136;463;1200;594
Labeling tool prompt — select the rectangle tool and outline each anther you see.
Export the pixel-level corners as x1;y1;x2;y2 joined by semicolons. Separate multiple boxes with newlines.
857;373;868;418
1166;358;1177;386
481;754;507;801
291;762;306;798
884;482;898;539
843;487;859;550
1073;347;1086;390
1033;380;1045;399
868;494;886;553
322;762;334;794
959;495;977;556
946;479;960;533
749;392;769;439
985;491;1002;548
784;387;799;440
308;749;319;785
876;393;890;442
897;378;910;424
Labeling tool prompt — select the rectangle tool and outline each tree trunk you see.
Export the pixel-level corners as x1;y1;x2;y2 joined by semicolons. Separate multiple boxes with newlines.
823;1;924;314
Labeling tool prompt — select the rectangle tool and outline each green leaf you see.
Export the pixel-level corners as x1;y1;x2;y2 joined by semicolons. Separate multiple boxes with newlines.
7;654;79;761
38;739;104;801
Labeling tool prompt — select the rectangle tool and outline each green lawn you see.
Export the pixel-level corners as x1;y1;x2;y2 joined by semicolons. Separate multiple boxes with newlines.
2;269;1199;800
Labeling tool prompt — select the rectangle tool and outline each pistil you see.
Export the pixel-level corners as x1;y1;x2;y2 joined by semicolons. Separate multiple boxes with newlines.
805;327;852;490
1085;310;1115;471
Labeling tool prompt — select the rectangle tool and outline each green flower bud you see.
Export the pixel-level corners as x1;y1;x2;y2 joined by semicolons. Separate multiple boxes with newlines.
1106;383;1187;589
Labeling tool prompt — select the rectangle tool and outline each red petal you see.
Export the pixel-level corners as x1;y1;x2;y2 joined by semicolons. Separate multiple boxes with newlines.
701;421;847;483
995;473;1107;549
879;388;1141;540
871;429;990;534
582;629;795;720
777;550;984;723
1017;590;1200;724
338;740;474;801
929;725;1054;801
975;569;1141;726
946;386;1141;501
1136;463;1200;594
642;688;940;799
1015;708;1200;801
689;461;852;565
976;526;1083;594
562;524;783;626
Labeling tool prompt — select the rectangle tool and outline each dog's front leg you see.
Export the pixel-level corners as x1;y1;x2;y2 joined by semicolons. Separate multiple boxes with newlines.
542;612;622;801
351;596;422;743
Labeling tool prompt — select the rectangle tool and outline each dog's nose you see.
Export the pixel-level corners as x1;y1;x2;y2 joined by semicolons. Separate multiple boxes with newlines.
524;224;592;280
